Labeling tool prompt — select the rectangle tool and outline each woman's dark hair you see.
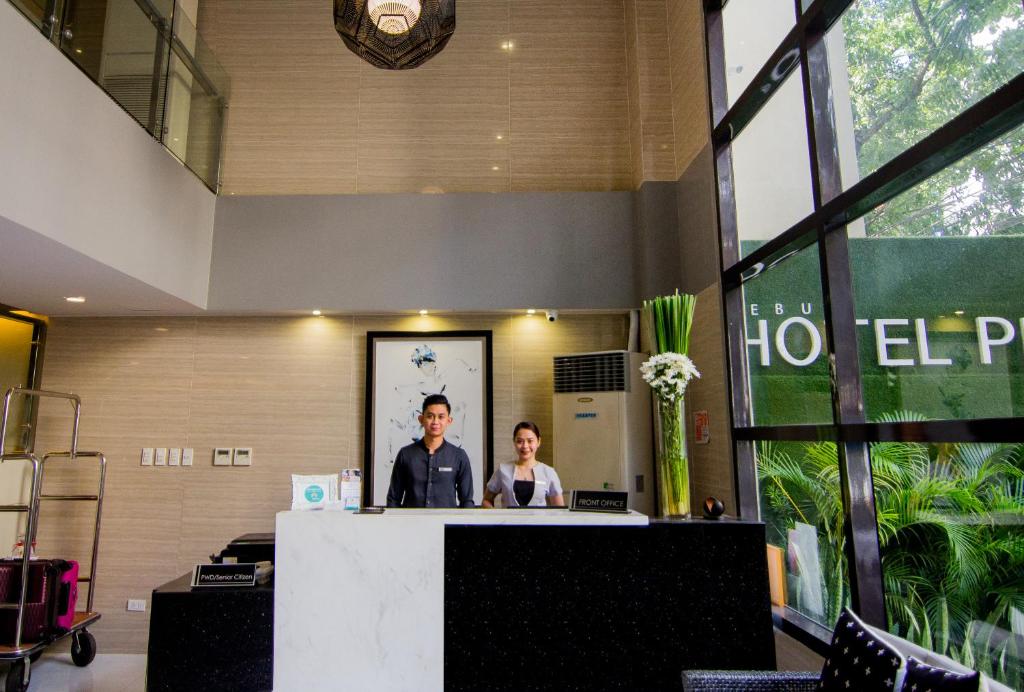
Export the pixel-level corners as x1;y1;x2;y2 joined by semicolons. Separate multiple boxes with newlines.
513;421;541;438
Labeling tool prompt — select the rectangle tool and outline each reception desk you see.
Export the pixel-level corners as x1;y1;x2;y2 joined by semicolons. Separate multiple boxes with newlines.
274;509;774;692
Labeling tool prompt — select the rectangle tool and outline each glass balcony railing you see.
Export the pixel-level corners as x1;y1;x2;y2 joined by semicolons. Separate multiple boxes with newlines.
8;0;228;192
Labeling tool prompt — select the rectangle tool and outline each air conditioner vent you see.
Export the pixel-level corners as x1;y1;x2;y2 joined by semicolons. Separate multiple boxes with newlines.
553;352;629;393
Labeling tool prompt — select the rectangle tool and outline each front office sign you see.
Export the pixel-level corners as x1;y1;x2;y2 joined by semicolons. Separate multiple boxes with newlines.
570;490;629;513
192;562;257;588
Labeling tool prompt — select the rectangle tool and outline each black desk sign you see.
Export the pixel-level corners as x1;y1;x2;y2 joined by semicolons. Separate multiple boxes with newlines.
570;490;629;513
192;562;257;588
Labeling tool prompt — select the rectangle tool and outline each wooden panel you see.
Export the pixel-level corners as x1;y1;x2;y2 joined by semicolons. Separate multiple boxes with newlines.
634;0;677;181
685;284;735;513
509;1;631;192
198;1;361;195
667;0;710;178
356;0;511;193
25;312;626;652
624;0;643;189
197;0;661;194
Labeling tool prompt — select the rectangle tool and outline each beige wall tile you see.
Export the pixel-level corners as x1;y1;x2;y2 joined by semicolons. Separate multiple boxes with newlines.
26;312;627;652
667;0;711;178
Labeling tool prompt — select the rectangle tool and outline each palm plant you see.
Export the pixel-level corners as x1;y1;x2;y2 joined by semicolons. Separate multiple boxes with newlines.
757;420;1024;688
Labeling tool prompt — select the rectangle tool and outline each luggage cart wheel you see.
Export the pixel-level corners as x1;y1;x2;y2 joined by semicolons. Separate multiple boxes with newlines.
4;657;30;692
71;630;97;667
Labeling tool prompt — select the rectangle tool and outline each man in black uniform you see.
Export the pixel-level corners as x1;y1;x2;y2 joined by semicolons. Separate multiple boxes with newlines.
386;393;474;508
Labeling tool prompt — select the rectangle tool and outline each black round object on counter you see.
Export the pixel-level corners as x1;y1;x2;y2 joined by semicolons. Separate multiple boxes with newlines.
702;496;725;519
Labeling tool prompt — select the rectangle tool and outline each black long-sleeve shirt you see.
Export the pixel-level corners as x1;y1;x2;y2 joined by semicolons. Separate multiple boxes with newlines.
385;439;474;508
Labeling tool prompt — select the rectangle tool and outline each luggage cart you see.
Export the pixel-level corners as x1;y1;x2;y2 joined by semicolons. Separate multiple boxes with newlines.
0;388;106;692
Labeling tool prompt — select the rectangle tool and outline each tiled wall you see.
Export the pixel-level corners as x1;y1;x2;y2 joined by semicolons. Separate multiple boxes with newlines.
29;312;629;653
667;0;711;177
198;0;709;195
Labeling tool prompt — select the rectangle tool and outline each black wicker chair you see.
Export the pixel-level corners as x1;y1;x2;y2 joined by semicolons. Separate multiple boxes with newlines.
681;670;820;691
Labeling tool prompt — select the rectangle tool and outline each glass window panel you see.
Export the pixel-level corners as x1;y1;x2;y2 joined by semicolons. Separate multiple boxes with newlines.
738;243;833;426
722;0;797;108
164;9;228;190
826;0;1024;189
61;0;173;136
756;439;848;630
849;123;1024;421
873;440;1024;690
9;0;47;30
731;71;816;256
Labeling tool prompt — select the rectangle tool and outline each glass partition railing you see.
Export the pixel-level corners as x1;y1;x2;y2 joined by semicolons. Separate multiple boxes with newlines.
7;0;227;192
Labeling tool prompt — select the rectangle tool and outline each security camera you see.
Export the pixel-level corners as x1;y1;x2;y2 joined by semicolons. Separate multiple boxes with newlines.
545;310;559;322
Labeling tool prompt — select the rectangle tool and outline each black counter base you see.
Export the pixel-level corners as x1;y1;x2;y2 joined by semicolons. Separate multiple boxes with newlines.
445;521;775;692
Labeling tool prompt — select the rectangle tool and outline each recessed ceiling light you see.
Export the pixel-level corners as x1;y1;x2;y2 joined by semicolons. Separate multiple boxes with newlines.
492;166;500;171
419;309;429;315
312;309;322;316
64;296;86;303
496;134;503;140
75;48;83;54
526;309;536;315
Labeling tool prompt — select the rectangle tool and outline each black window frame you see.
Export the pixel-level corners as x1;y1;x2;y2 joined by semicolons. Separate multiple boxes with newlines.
704;0;1024;650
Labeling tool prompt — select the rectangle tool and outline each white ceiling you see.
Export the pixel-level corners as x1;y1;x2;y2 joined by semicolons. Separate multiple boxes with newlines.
0;214;205;317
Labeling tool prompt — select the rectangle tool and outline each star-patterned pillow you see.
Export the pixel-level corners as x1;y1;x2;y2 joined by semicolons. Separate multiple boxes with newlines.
819;608;904;691
901;656;980;692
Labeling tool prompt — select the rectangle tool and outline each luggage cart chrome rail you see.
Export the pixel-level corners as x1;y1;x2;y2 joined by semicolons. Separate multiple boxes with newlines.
0;387;104;662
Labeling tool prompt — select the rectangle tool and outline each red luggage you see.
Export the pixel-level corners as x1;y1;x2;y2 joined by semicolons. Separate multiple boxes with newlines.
0;558;76;644
54;559;80;630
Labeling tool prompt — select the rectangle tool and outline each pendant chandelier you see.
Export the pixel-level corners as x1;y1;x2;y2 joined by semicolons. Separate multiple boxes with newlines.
334;0;456;70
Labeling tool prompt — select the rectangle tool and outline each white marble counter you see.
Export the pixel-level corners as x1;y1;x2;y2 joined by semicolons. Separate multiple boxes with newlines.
273;509;647;691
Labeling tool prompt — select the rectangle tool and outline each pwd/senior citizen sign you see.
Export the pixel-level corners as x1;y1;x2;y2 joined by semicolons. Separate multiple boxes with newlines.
191;563;257;588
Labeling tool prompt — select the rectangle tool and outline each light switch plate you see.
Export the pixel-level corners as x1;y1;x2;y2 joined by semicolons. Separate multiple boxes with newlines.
141;448;154;466
168;448;182;466
213;448;232;466
232;447;253;466
154;448;168;466
182;448;194;466
126;598;146;612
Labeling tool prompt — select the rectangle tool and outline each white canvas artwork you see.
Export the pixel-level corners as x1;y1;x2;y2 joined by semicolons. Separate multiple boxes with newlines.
370;336;488;505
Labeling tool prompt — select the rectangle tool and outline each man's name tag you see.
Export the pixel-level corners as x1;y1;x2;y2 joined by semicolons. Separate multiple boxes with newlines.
192;563;257;588
438;466;453;472
570;490;629;513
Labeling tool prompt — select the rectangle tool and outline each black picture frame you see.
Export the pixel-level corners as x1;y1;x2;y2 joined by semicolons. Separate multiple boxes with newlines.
363;330;493;506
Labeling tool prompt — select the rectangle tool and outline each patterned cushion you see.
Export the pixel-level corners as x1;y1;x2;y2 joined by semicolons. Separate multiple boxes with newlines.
902;656;980;692
819;608;904;691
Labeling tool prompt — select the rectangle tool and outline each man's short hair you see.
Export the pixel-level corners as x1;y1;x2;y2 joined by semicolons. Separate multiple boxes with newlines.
422;393;451;414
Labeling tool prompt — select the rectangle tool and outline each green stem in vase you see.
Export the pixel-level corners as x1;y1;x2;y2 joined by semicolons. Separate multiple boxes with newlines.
658;398;690;516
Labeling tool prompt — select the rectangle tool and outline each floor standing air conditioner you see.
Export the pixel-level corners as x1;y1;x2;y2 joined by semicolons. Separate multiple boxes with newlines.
552;351;654;515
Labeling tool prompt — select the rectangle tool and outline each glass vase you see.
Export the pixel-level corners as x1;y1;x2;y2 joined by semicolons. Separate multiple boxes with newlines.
656;397;690;518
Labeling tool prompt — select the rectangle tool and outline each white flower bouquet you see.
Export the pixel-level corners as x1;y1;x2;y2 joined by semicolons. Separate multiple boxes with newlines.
640;352;700;404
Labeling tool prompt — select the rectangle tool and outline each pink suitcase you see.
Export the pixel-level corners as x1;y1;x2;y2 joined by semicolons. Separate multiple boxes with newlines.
54;559;79;630
0;559;78;642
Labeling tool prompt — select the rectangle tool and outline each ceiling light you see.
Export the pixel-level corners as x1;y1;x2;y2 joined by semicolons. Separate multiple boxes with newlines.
496;134;503;140
419;309;429;315
526;309;536;315
312;309;322;316
368;0;421;34
492;166;500;171
334;0;455;69
64;296;86;303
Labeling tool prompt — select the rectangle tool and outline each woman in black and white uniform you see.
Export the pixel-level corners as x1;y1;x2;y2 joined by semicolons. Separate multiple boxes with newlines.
481;421;565;508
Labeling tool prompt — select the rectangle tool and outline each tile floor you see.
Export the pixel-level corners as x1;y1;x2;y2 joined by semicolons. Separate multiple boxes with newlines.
2;645;146;692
